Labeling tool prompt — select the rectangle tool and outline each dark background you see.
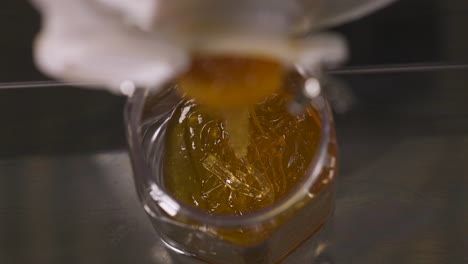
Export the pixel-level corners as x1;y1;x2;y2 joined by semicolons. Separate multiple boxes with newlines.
0;1;467;263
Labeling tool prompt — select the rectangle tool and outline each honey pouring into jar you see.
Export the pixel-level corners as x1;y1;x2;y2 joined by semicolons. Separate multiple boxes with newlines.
30;0;396;262
169;54;329;216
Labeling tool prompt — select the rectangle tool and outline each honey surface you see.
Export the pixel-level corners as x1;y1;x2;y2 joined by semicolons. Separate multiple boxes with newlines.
163;91;321;215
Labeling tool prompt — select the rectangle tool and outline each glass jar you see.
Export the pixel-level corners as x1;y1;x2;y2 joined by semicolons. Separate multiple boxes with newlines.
125;72;338;263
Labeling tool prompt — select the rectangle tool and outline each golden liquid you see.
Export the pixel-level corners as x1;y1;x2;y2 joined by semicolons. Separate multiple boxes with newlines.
163;91;321;215
177;55;285;157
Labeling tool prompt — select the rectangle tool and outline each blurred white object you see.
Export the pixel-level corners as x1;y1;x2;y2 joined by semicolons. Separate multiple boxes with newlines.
30;0;395;95
31;0;188;93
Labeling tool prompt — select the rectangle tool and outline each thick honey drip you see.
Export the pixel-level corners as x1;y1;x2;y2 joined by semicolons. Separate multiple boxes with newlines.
164;91;321;216
177;55;285;157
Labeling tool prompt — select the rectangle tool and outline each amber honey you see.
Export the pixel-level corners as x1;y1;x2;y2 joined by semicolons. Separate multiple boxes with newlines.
163;90;321;216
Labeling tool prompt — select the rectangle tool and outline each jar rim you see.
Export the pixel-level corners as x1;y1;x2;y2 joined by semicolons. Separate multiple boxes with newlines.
125;84;332;227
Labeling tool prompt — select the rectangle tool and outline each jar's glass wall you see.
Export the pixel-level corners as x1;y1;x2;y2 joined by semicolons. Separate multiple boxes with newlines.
126;75;338;263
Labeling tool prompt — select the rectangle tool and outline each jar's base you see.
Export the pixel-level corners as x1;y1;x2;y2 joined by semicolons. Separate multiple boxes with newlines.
157;213;335;264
